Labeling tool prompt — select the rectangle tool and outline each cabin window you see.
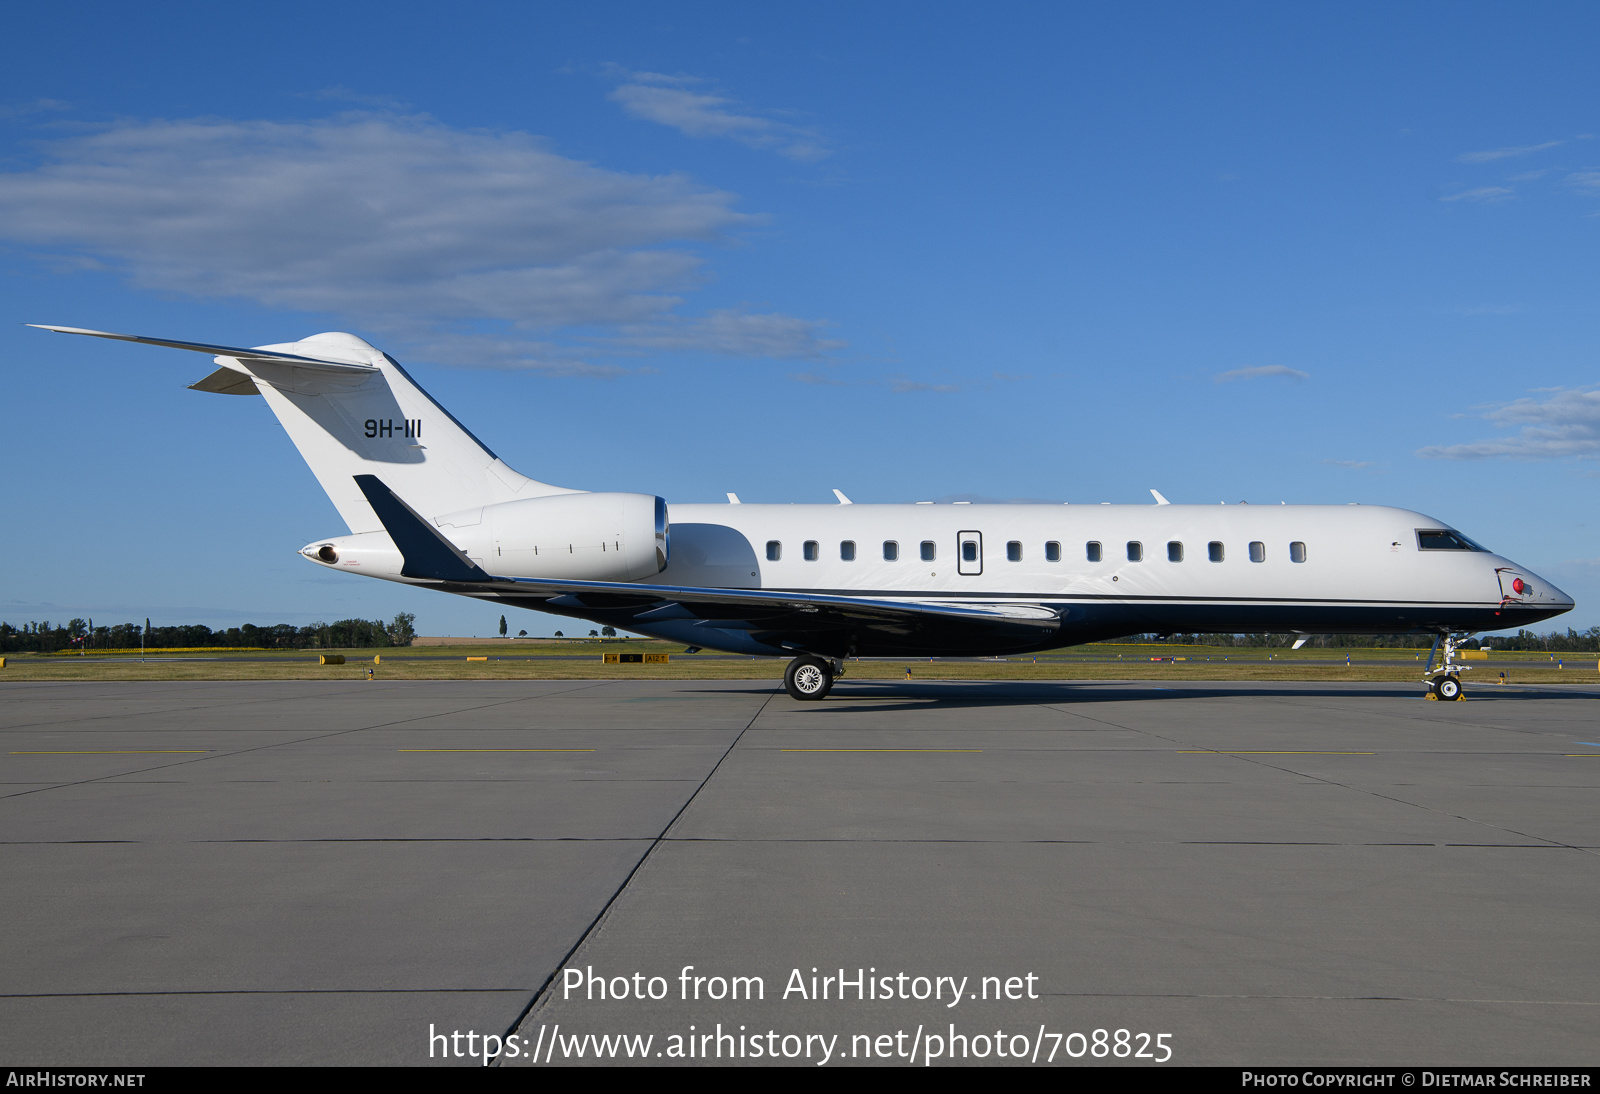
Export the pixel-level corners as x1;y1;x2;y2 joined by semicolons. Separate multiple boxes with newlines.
1045;541;1061;562
1086;541;1102;562
962;541;979;562
921;541;936;561
1249;541;1266;563
840;540;856;561
1127;541;1143;562
1290;541;1307;563
1167;541;1184;562
1007;541;1023;562
766;540;781;562
1208;541;1224;563
804;540;819;561
883;540;899;561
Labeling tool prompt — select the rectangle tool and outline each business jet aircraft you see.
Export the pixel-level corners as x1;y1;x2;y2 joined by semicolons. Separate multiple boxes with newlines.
33;325;1574;701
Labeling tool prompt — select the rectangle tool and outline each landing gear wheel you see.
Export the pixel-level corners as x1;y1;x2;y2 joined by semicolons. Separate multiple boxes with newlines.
785;656;834;701
1436;675;1463;701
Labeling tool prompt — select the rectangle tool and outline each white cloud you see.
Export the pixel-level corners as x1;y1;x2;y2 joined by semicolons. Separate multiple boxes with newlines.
890;378;959;394
1455;141;1561;164
0;112;839;369
608;71;829;161
399;331;649;379
0;98;70;120
605;309;843;359
1418;386;1600;460
1565;170;1600;195
1213;365;1310;383
1440;186;1514;203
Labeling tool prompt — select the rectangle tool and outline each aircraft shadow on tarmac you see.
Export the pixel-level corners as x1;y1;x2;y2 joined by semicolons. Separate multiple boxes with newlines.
681;681;1600;710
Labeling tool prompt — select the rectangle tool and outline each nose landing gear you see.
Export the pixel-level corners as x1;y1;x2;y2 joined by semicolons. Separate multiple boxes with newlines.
784;655;842;700
1424;632;1470;701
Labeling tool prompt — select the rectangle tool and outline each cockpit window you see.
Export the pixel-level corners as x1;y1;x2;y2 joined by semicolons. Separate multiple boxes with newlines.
1416;529;1485;552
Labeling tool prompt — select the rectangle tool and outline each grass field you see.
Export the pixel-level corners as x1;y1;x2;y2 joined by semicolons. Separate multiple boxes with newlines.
4;639;1596;684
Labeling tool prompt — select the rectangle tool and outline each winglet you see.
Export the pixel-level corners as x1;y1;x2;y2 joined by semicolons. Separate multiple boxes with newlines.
352;475;490;582
1150;489;1171;505
833;489;853;505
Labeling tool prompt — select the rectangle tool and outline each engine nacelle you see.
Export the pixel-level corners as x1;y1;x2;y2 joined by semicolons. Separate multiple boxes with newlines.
436;492;668;581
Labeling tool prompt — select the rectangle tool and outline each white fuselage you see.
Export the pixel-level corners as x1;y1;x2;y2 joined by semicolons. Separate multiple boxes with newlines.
653;501;1516;603
309;498;1571;654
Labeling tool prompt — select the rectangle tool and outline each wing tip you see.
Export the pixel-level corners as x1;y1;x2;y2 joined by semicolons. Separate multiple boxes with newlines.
27;324;117;335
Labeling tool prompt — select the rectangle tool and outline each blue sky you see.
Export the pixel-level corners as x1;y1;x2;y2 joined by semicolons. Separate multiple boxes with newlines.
3;2;1599;638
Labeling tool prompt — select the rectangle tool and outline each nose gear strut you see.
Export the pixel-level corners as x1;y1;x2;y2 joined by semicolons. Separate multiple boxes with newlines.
1424;632;1472;701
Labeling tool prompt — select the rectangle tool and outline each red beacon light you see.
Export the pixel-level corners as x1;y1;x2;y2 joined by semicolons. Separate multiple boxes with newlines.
1512;578;1527;595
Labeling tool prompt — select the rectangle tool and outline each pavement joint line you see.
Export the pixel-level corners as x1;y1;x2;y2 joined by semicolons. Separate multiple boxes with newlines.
1033;992;1600;1005
1205;745;1600;857
0;680;611;802
9;750;213;754
1251;691;1596;735
1041;696;1600;858
0;989;529;998
0;677;620;731
1176;750;1375;755
495;686;780;1064
0;679;450;733
5;837;1592;847
396;749;596;753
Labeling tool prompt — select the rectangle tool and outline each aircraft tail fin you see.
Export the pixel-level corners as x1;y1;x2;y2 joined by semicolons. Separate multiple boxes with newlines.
31;325;576;532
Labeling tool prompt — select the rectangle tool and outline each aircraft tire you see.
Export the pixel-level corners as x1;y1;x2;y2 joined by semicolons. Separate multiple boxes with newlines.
785;656;833;701
1436;675;1462;701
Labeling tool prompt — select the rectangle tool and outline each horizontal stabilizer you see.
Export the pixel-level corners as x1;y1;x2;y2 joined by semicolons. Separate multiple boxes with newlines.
29;325;379;374
188;366;260;396
353;475;489;583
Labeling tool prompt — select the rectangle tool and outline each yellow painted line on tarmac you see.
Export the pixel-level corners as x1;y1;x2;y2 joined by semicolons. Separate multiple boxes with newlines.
398;748;595;753
781;748;982;753
1563;754;1600;757
10;750;212;754
1177;750;1374;755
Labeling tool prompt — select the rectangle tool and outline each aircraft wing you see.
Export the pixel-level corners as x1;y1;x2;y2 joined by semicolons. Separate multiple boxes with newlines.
481;576;1060;627
461;572;1061;652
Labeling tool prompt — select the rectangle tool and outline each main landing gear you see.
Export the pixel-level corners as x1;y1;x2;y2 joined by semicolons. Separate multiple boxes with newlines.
1424;632;1470;701
784;655;843;701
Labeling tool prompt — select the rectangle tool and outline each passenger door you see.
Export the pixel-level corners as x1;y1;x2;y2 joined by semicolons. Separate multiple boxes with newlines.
957;530;983;576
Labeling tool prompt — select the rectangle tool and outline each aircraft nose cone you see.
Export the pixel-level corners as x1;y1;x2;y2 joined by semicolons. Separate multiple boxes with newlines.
1516;566;1573;608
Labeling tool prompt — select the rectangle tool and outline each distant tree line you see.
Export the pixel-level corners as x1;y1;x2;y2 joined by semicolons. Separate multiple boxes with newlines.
0;612;416;653
1107;628;1600;651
